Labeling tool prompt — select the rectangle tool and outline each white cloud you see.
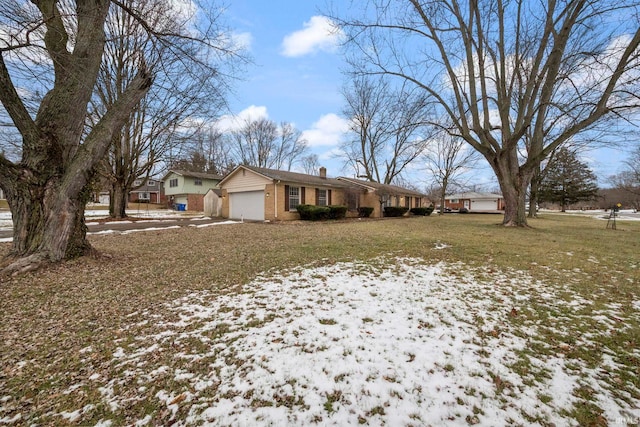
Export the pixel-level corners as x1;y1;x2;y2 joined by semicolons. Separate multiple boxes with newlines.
301;113;349;147
281;16;343;57
215;105;269;132
231;31;253;51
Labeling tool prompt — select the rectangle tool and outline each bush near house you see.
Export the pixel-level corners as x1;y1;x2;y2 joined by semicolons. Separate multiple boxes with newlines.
328;205;348;220
296;204;330;221
297;205;349;221
358;207;374;218
410;206;434;216
384;206;409;217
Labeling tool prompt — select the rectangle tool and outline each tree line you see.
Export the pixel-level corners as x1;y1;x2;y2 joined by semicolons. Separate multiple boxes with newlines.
167;118;316;178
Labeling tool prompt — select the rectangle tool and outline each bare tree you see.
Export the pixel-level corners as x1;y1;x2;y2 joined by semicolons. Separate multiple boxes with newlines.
169;126;235;175
341;75;431;184
301;154;321;175
0;1;243;273
609;144;640;207
423;129;480;215
333;0;640;226
93;1;230;219
228;118;309;170
272;122;309;171
194;126;235;175
623;144;640;186
229;117;278;168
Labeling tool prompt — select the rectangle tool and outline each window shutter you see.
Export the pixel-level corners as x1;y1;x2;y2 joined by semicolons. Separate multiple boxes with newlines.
328;190;332;205
315;188;319;205
301;187;306;204
284;185;289;211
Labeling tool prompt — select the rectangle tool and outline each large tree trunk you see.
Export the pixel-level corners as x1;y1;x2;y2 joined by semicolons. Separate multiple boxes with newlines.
4;178;92;274
491;152;532;227
528;165;541;218
110;183;128;219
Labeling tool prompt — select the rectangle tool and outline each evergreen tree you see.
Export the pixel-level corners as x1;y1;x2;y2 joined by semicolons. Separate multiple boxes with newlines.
538;148;599;211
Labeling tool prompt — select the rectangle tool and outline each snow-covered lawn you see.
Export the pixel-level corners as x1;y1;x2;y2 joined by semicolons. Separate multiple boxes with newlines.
60;257;639;426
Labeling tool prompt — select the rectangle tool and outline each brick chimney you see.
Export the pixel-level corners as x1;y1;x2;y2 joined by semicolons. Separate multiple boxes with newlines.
319;167;327;178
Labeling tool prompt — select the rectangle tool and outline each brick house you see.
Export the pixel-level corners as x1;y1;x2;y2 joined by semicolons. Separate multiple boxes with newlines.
218;165;429;221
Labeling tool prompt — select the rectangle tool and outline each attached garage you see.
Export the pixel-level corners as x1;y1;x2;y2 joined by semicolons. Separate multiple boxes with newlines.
445;192;504;212
471;199;499;211
229;191;265;221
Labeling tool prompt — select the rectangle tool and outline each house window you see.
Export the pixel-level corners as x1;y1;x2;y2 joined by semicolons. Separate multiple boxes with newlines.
148;180;155;186
317;189;327;206
133;180;141;186
194;178;202;186
347;191;359;211
289;186;300;211
170;178;178;188
451;199;458;203
140;192;149;200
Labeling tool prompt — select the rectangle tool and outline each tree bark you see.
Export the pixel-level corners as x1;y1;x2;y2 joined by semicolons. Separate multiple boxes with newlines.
491;152;532;227
528;165;541;218
110;183;128;219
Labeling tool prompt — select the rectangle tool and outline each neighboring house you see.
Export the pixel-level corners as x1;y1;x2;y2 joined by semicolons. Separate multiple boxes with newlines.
163;170;223;211
218;165;429;221
444;192;505;212
129;178;164;204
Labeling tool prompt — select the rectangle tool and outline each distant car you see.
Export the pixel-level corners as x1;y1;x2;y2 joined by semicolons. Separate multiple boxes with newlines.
437;207;452;213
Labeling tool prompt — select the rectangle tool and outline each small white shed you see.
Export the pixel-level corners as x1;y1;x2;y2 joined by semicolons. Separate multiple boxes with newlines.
203;189;222;217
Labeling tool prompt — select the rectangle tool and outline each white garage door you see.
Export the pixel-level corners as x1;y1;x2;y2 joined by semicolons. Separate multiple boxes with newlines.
471;199;498;211
230;191;265;221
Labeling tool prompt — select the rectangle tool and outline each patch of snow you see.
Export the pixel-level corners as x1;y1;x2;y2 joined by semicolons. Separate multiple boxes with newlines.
0;413;22;424
188;221;241;228
135;415;152;426
120;226;181;235
92;257;639;426
59;409;82;422
433;242;451;250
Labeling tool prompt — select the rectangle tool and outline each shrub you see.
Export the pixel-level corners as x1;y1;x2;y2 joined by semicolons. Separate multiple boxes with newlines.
357;206;374;218
328;205;348;219
384;206;409;217
459;207;469;213
296;204;331;221
410;207;428;216
410;206;435;216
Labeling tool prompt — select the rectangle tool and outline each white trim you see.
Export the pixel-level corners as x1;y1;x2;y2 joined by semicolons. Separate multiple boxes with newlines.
227;185;266;193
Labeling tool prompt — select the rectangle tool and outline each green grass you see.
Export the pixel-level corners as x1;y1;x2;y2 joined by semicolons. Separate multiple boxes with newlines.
0;213;639;425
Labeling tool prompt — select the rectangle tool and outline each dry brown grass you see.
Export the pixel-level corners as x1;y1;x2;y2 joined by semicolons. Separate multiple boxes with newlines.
0;213;638;425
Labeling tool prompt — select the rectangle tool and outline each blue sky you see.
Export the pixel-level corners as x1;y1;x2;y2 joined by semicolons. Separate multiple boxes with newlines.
218;1;634;188
220;1;352;178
